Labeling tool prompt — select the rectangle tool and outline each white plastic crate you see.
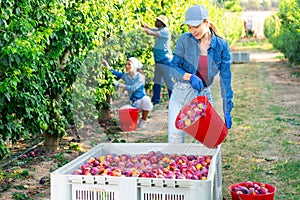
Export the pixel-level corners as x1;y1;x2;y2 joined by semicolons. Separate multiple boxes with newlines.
231;52;250;63
51;143;222;200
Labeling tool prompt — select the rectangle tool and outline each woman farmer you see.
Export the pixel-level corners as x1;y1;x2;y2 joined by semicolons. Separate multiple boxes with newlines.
168;5;234;143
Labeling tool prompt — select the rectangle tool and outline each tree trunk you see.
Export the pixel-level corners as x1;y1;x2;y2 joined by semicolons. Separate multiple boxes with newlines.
44;132;59;153
99;95;111;122
100;108;111;122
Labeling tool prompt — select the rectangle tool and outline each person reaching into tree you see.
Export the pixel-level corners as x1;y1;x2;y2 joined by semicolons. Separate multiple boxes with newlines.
142;15;174;105
102;57;153;128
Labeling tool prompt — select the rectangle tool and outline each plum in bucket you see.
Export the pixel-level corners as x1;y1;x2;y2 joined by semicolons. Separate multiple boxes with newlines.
175;96;228;148
229;181;276;200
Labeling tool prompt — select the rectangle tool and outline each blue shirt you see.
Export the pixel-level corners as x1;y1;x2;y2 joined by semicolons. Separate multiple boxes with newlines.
170;30;234;114
111;69;146;102
152;27;172;62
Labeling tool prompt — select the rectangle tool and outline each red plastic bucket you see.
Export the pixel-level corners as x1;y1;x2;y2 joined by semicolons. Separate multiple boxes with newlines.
229;182;276;200
118;108;139;132
175;96;228;148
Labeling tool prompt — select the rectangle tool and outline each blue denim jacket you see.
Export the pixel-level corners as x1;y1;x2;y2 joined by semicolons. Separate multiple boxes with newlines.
170;30;234;114
111;70;146;102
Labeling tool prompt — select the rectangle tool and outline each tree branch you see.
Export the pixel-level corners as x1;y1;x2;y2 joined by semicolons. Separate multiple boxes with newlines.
58;47;71;71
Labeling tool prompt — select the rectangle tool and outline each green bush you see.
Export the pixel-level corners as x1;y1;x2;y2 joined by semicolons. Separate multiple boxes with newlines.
264;0;300;64
0;0;243;158
264;14;282;50
224;0;243;12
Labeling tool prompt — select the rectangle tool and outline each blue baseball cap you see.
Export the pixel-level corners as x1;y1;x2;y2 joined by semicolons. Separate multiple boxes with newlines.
183;5;209;26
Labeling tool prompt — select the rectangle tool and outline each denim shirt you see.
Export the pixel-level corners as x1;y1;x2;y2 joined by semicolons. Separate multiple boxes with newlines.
170;30;234;114
111;70;146;102
152;27;172;62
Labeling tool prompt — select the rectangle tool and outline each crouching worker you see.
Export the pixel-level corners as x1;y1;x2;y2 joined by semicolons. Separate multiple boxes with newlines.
102;57;153;128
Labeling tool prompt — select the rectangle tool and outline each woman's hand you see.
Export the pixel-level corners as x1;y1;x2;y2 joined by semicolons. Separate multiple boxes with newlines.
101;58;110;69
114;81;120;87
114;82;124;88
224;113;232;129
190;74;204;91
141;23;150;29
119;83;125;89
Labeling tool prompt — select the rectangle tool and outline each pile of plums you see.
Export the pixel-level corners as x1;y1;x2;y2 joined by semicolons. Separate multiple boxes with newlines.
73;151;212;180
231;181;272;195
176;101;207;129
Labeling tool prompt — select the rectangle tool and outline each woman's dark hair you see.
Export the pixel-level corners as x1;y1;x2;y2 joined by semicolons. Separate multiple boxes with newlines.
205;19;224;39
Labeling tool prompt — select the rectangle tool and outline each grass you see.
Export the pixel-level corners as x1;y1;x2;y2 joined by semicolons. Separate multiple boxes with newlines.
140;39;300;199
232;38;278;53
221;58;299;199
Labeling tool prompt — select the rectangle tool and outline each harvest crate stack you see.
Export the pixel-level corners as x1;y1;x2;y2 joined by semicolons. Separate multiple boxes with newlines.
51;143;222;200
231;52;250;63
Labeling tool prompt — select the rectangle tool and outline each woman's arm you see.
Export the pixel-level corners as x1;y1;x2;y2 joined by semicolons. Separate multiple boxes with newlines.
170;35;195;81
101;58;124;79
110;69;124;80
219;42;234;114
142;27;160;37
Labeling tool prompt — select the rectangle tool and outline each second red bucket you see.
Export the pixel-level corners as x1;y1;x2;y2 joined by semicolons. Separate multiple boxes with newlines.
118;107;139;132
229;182;276;200
175;96;228;148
